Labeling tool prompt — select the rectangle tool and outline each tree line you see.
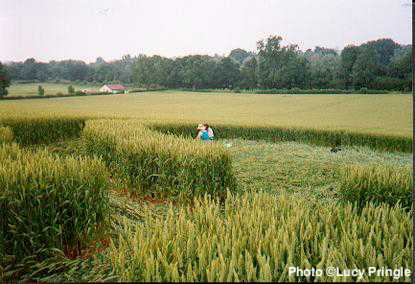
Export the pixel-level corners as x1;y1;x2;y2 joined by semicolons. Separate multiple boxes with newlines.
2;35;412;92
4;55;134;85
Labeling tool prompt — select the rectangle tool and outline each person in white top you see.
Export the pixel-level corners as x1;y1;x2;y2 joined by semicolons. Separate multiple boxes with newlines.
204;123;214;140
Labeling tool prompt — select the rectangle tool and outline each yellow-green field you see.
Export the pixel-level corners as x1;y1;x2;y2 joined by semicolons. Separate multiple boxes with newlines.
7;82;99;97
1;85;413;282
1;90;412;137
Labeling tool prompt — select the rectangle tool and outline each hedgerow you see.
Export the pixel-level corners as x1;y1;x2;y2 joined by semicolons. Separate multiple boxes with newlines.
176;87;398;94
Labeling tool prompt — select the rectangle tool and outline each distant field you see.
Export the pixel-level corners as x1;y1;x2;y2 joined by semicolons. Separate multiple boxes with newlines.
0;87;412;137
7;83;99;97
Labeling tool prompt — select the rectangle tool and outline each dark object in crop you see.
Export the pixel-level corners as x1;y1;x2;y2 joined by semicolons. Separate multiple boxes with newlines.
330;146;342;153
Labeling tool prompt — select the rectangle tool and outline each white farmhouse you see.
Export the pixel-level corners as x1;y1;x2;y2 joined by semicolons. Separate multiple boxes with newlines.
99;84;128;94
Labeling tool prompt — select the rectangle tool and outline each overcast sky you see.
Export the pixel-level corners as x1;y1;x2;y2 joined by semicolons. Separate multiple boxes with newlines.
0;0;412;63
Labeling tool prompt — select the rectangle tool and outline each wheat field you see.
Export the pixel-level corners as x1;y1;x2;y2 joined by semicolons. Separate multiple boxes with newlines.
7;82;99;97
0;87;412;282
0;90;412;137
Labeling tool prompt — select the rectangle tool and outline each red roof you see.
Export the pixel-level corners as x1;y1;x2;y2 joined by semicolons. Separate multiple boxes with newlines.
105;84;127;90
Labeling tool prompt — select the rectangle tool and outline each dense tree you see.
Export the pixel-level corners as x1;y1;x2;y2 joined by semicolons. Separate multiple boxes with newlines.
51;60;88;81
114;55;135;83
0;62;11;97
363;38;399;71
340;45;360;88
21;58;38;80
306;51;341;88
388;46;412;79
256;35;283;88
166;57;185;88
133;55;153;87
133;55;174;87
313;46;338;56
181;55;217;89
95;57;106;65
239;57;258;89
352;46;379;88
216;57;241;88
5;62;23;80
68;85;75;94
93;63;115;82
3;36;412;91
37;85;45;96
278;54;309;89
229;48;252;64
256;36;308;88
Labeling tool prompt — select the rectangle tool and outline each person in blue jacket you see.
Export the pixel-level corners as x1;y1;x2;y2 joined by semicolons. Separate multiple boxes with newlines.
194;123;214;142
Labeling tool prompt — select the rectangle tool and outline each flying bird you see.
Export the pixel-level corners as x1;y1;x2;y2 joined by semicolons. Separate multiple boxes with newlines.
97;8;110;15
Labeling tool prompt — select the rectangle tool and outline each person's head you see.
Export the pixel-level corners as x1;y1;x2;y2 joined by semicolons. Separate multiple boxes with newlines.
203;123;209;129
197;123;205;131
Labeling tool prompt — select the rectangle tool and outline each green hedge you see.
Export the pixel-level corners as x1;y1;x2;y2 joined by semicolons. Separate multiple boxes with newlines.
339;164;412;209
0;116;86;145
147;122;413;153
82;119;236;200
0;144;110;267
176;88;400;94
